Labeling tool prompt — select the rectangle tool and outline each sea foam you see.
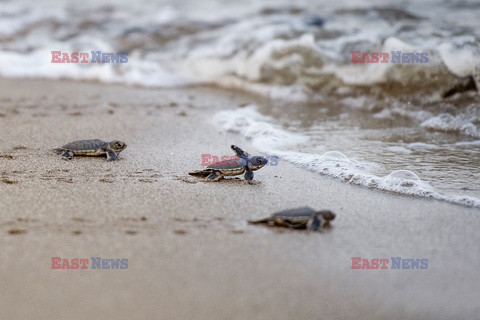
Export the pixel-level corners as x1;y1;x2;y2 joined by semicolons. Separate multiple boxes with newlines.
213;105;480;208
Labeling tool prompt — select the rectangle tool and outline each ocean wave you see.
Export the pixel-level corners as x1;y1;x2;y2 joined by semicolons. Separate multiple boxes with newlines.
0;0;479;101
421;105;480;138
213;106;480;208
212;104;309;149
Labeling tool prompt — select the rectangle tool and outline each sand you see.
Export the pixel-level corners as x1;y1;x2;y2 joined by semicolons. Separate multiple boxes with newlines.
0;78;479;320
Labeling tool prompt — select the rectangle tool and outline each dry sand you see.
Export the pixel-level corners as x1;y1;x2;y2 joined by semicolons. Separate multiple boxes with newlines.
0;78;479;320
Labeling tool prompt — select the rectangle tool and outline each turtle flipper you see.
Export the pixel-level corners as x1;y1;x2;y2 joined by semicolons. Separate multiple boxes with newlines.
105;148;118;161
231;145;249;158
244;167;254;181
247;217;271;224
306;215;325;231
60;151;74;160
279;218;308;229
206;171;223;182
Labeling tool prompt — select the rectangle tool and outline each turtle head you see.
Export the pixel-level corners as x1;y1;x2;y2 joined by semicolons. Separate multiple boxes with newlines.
318;210;336;222
317;210;335;227
109;140;127;153
249;156;268;170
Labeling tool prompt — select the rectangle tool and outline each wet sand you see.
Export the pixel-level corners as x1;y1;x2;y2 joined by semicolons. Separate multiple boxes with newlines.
0;78;479;320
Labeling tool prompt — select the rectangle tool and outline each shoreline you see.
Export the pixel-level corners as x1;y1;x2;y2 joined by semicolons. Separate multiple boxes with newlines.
1;78;479;320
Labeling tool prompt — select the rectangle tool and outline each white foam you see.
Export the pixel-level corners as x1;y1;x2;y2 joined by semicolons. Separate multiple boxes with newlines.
421;113;480;139
386;146;413;154
455;140;480;147
213;105;480;208
407;142;440;150
438;43;480;77
212;105;309;149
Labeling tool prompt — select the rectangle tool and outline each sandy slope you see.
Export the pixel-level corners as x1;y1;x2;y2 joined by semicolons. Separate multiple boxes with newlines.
0;78;479;320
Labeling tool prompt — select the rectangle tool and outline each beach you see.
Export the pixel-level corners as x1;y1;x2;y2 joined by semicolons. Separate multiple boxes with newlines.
0;78;479;319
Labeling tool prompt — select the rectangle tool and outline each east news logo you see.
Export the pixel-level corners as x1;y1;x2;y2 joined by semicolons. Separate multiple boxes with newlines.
351;257;428;269
51;257;128;269
201;154;279;166
351;51;428;64
51;51;128;63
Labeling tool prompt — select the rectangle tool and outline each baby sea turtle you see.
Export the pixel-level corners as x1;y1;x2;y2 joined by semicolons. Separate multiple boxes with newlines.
54;139;127;161
189;145;267;183
248;207;336;231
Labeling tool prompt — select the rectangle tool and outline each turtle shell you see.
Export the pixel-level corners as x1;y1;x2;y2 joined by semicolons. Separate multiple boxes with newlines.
249;207;335;231
208;158;245;171
272;207;335;222
61;139;106;151
272;207;317;220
